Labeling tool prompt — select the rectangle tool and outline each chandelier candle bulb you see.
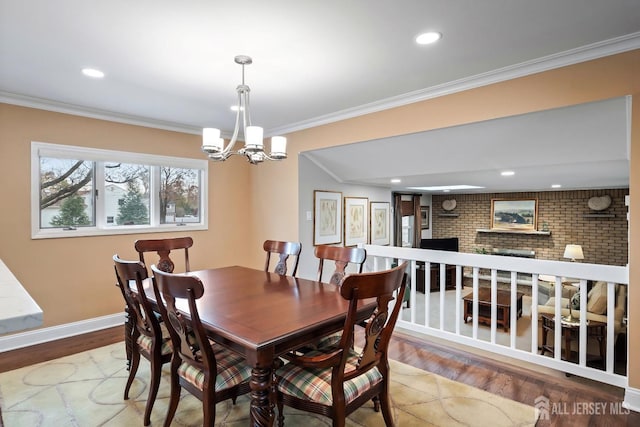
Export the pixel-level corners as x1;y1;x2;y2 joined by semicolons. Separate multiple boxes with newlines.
271;136;287;157
245;126;264;151
202;128;222;152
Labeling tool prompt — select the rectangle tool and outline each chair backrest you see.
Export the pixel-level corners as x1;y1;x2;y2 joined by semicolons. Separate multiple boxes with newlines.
314;245;366;285
263;240;302;276
135;236;193;273
337;261;408;377
151;264;217;382
113;255;162;343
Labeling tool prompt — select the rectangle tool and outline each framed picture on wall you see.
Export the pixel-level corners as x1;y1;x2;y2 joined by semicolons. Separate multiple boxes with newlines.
491;198;538;231
369;201;390;246
420;206;430;229
313;190;342;245
344;197;368;247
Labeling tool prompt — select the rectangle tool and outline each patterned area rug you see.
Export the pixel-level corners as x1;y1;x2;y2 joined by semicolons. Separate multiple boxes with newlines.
0;342;538;426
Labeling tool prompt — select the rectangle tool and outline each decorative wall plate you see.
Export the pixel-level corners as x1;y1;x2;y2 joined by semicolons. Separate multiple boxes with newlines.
442;199;457;211
587;195;611;211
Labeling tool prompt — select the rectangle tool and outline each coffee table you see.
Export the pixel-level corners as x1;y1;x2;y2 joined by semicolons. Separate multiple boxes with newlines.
462;287;524;331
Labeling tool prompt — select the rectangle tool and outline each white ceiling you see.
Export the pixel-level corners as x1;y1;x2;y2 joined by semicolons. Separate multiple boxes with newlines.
303;97;630;193
1;1;639;192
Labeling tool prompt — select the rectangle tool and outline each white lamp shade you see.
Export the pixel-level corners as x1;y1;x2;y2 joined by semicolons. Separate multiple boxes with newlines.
245;126;264;148
203;128;223;151
563;244;584;260
271;136;287;155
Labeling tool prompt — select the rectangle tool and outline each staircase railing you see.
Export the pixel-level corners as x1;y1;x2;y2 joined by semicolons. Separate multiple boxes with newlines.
362;244;629;388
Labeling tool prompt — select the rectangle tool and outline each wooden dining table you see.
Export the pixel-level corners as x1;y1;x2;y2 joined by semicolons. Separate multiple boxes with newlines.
134;265;375;427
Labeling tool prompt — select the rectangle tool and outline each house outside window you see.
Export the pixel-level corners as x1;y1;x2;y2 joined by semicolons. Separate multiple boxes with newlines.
32;142;208;238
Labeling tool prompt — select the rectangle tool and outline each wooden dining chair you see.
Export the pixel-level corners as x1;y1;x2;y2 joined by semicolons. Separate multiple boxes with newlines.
307;245;367;350
135;236;193;273
275;261;408;427
113;255;172;426
315;245;366;285
263;240;302;276
150;265;252;427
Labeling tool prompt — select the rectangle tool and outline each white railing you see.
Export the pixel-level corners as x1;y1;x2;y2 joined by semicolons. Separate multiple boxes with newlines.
362;244;629;388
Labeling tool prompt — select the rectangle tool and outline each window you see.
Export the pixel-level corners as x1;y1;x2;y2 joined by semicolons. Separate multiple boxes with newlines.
32;142;208;239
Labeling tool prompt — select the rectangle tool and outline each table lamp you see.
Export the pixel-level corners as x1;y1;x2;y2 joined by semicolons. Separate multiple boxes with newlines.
563;244;584;262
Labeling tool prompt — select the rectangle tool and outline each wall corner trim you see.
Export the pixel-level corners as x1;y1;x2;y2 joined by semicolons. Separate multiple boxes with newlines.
623;387;640;413
0;313;123;353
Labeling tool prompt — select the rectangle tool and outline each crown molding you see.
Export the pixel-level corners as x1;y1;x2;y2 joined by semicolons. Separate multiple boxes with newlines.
267;32;640;136
0;91;202;135
2;32;639;137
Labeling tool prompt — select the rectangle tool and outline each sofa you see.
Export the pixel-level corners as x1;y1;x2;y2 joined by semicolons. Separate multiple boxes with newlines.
537;280;626;356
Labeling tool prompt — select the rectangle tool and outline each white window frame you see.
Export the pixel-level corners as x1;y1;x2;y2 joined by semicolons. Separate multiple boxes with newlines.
31;141;208;239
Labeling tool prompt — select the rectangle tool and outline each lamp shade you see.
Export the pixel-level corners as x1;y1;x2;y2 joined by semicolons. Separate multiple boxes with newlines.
563;244;584;261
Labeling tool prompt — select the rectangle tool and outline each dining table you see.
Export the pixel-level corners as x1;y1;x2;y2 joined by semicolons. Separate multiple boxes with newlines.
134;265;375;427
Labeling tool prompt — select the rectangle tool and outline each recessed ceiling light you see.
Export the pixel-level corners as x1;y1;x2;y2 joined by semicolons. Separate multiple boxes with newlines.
81;68;105;78
390;178;402;184
551;184;562;188
230;106;245;112
408;185;484;191
416;31;442;45
501;171;515;176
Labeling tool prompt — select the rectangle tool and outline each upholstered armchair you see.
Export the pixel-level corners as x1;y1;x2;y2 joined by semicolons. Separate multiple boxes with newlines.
537;281;627;353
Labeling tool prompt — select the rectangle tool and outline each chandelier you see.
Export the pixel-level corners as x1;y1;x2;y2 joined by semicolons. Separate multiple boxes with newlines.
201;55;287;164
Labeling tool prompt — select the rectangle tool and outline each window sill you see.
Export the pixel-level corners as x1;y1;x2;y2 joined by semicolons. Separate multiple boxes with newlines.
31;223;207;239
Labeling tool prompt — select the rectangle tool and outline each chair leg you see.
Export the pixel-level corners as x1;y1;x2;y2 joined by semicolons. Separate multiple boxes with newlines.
124;349;140;400
143;358;162;426
379;386;395;427
202;388;215;427
163;372;180;427
372;395;380;412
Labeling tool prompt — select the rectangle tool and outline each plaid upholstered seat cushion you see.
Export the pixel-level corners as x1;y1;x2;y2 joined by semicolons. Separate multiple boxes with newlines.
276;349;382;405
177;343;251;391
313;331;342;350
137;334;172;356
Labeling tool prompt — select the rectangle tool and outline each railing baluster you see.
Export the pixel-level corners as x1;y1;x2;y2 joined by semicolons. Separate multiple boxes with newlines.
510;271;517;349
578;279;588;367
490;269;497;344
472;267;479;339
606;281;616;373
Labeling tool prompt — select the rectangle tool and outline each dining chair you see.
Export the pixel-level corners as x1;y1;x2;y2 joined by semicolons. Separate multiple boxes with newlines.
134;236;193;273
275;261;408;427
113;255;172;426
263;240;302;276
315;245;366;285
309;245;367;350
150;265;252;427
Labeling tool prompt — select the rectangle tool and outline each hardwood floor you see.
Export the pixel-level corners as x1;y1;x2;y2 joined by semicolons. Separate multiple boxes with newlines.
1;326;637;426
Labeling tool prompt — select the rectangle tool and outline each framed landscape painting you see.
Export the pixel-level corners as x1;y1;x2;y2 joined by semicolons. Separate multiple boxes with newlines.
313;190;342;245
369;201;390;246
491;199;537;231
344;197;368;247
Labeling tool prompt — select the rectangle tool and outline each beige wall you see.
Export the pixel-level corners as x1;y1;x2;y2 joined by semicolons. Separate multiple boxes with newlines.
1;49;639;388
0;105;251;327
248;50;639;386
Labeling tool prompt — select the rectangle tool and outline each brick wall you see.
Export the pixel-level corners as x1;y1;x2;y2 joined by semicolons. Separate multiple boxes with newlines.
432;189;628;266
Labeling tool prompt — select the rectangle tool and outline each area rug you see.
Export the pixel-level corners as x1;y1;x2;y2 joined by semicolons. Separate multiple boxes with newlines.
0;342;538;426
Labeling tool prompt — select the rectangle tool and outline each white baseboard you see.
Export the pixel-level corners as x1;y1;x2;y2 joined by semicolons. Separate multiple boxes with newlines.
623;387;640;413
0;312;124;352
